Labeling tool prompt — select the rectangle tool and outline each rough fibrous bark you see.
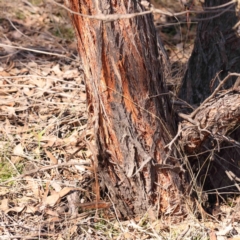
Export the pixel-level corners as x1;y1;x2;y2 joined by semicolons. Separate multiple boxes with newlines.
66;0;186;218
179;0;240;201
179;87;240;198
180;88;240;152
66;0;240;219
180;0;240;105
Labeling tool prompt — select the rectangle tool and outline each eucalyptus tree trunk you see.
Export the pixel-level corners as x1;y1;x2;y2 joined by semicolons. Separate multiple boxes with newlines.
179;0;240;201
66;0;186;218
180;0;240;105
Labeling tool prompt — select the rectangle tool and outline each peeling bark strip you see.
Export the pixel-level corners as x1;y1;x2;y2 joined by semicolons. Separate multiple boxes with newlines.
66;0;186;218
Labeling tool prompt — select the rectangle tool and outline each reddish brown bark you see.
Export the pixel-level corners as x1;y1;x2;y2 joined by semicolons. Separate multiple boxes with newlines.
66;0;240;219
66;0;187;218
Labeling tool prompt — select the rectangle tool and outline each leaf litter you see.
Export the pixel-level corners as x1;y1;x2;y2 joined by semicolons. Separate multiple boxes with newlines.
0;0;240;239
0;0;109;239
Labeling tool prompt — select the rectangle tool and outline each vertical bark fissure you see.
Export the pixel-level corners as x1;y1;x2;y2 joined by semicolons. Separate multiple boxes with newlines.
68;0;185;218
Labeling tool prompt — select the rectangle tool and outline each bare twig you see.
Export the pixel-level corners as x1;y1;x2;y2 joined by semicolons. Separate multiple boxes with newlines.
51;0;237;22
185;72;240;119
0;43;75;60
176;225;190;240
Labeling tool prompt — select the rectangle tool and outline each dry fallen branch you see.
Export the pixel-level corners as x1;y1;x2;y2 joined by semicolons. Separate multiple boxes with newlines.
179;73;240;152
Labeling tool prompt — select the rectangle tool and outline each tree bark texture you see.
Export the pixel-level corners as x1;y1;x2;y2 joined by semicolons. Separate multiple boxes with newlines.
179;0;240;200
180;0;240;105
179;86;240;198
66;0;187;218
180;86;240;153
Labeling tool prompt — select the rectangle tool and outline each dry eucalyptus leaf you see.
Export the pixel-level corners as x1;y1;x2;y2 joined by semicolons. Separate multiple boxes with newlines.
25;176;41;198
63;69;79;79
59;187;75;198
25;206;38;214
41;135;63;147
47;217;62;222
0;187;9;196
13;143;24;156
3;106;16;117
52;64;62;77
74;164;86;172
18;196;38;204
45;149;58;164
43;192;60;207
0;199;9;211
5;206;25;214
46;209;59;217
50;181;62;192
56;234;64;240
0;71;11;77
69;225;78;236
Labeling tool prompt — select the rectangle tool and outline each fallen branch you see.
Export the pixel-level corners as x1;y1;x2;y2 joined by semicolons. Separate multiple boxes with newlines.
179;73;240;153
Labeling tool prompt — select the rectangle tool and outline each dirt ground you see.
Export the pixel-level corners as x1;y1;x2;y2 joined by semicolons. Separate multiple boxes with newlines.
0;0;240;239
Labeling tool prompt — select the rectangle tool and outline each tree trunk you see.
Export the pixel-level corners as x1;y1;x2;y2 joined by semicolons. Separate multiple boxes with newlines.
179;0;240;201
66;0;240;219
66;0;186;219
180;0;240;105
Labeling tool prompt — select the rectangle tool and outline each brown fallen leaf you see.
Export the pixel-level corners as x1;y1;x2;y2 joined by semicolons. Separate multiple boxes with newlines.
41;135;63;147
123;232;134;239
19;68;29;74
56;234;64;240
209;231;217;240
0;199;9;211
25;205;38;214
45;149;58;164
25;176;41;198
0;71;11;77
5;205;25;214
69;225;78;236
46;216;62;222
0;187;9;196
59;187;75;198
43;192;60;207
42;187;75;208
52;64;62;77
13;143;24;155
46;209;59;217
